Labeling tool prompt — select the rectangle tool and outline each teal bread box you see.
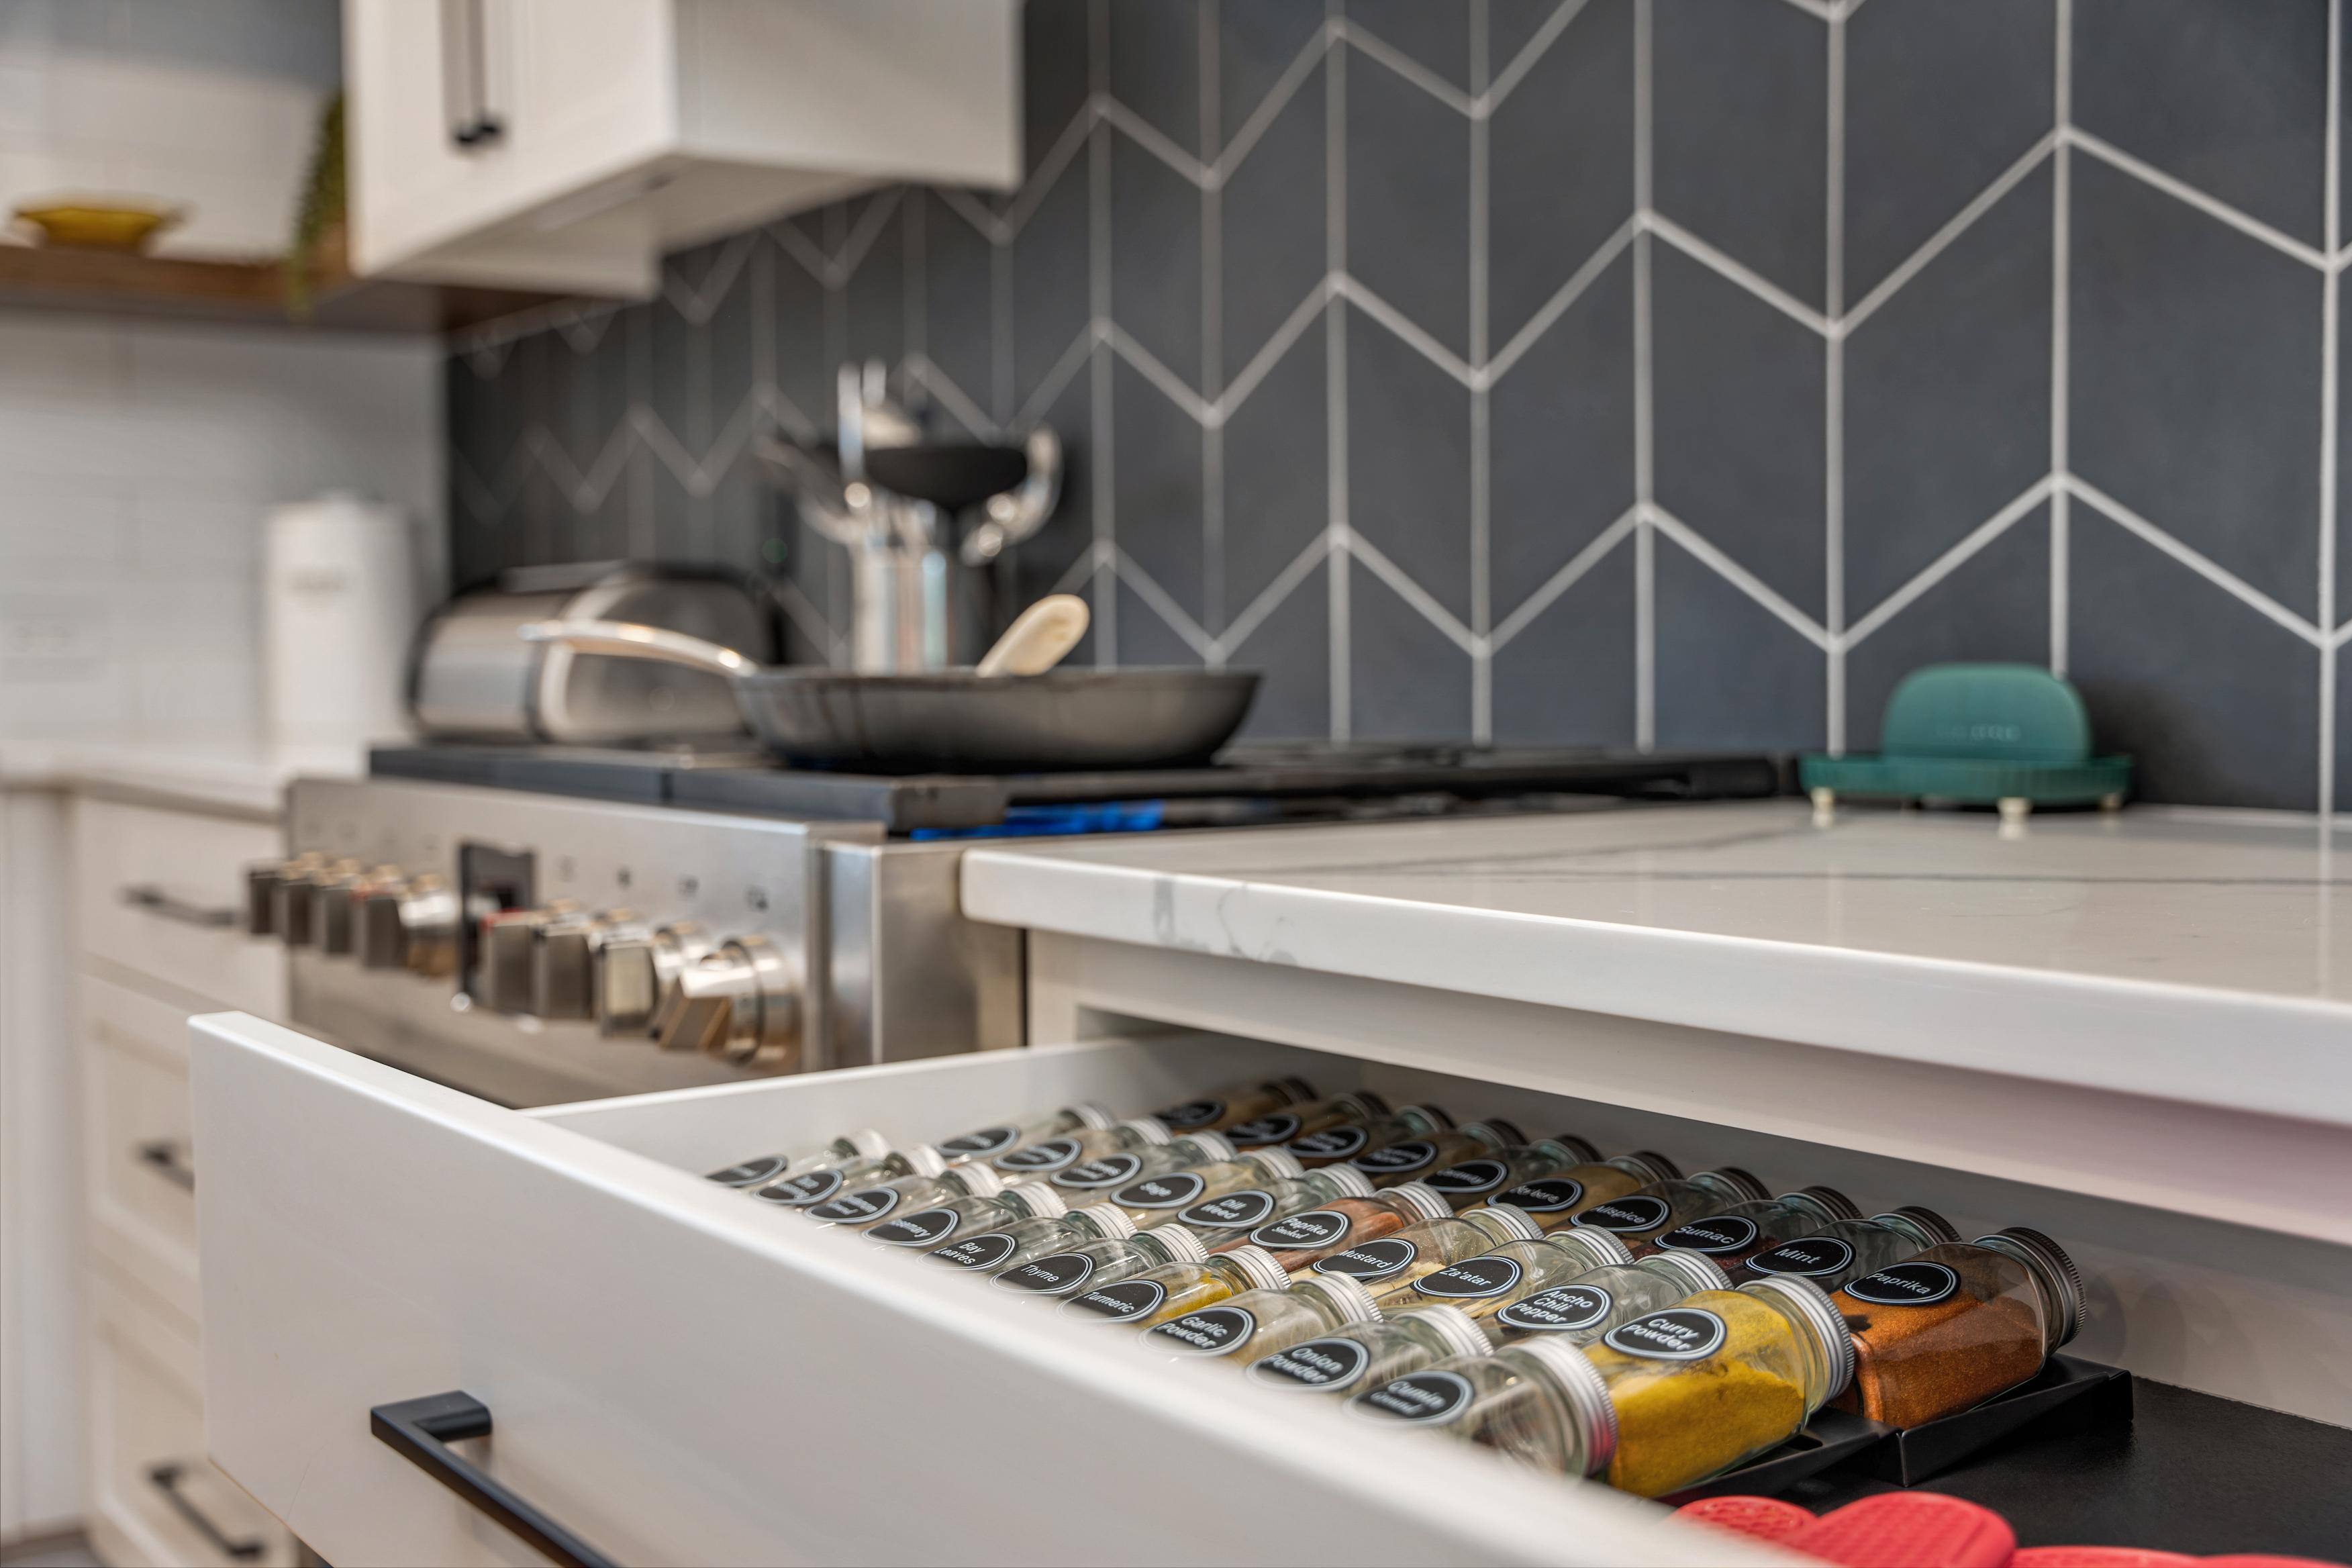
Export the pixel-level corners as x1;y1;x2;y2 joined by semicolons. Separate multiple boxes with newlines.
1800;664;2132;808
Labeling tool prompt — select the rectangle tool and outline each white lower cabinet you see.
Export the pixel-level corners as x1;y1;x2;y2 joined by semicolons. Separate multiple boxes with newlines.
190;1016;1786;1568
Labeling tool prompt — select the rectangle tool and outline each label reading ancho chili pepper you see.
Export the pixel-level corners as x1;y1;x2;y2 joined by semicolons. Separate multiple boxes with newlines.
1180;1189;1279;1228
1251;1209;1352;1250
1313;1237;1418;1281
1249;1336;1371;1391
1052;1153;1146;1191
1112;1171;1207;1210
1352;1371;1474;1424
1843;1261;1961;1308
707;1155;787;1186
1425;1158;1510;1195
937;1126;1019;1159
1745;1236;1857;1278
1061;1278;1168;1321
1657;1216;1762;1255
1572;1194;1673;1232
1155;1099;1224;1130
995;1136;1081;1173
756;1169;843;1206
1602;1308;1728;1360
1497;1283;1614;1334
1498;1176;1585;1214
994;1251;1097;1294
1228;1112;1301;1147
1354;1139;1437;1175
867;1207;961;1246
933;1230;1021;1270
1412;1254;1526;1300
1290;1126;1369;1161
1146;1306;1254;1355
807;1185;900;1224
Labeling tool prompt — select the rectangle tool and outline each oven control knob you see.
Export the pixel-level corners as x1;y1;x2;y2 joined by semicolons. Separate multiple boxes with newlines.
390;874;460;977
595;922;714;1038
533;910;642;1020
280;859;360;948
245;853;324;936
316;865;400;957
656;934;797;1067
477;901;581;1014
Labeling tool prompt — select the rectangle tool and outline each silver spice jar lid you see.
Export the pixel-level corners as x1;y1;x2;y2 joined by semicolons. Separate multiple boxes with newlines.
1074;1203;1136;1240
1246;1146;1307;1181
1780;1185;1862;1226
843;1128;891;1161
1742;1275;1857;1400
1510;1337;1618;1478
951;1161;1007;1199
1120;1117;1174;1145
1545;1224;1635;1271
1465;1203;1546;1243
1974;1227;2084;1346
1387;1183;1454;1224
1398;1304;1494;1361
1875;1206;1960;1248
1617;1150;1681;1185
1223;1244;1293;1294
899;1144;949;1179
1177;1131;1237;1163
1466;1118;1526;1150
1313;1165;1377;1200
1295;1271;1381;1326
1067;1102;1117;1131
1143;1224;1212;1265
1008;1183;1067;1221
1694;1167;1770;1204
1641;1250;1732;1297
1545;1133;1604;1164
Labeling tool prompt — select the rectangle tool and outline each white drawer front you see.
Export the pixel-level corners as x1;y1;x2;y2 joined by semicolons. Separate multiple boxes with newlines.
77;798;283;1016
192;1016;1773;1568
85;978;201;1318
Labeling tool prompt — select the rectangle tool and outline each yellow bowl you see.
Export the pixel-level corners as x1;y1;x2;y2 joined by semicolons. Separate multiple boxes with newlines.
13;201;185;252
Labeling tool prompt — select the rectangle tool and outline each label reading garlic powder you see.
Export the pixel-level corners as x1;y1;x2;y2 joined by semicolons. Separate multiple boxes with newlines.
1146;1306;1255;1355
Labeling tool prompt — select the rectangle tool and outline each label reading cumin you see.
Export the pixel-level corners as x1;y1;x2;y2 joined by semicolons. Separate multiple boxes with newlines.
1352;1371;1474;1424
1843;1261;1961;1308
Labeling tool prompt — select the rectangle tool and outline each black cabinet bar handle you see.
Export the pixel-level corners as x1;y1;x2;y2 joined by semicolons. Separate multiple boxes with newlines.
371;1391;619;1568
146;1463;264;1561
120;883;240;929
136;1139;197;1192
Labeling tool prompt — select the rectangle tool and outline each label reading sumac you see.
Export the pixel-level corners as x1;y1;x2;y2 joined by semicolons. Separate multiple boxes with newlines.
755;1169;843;1206
1425;1158;1510;1195
995;1136;1082;1174
1051;1153;1146;1191
1657;1215;1763;1255
807;1185;901;1224
937;1125;1020;1159
1179;1189;1279;1229
1498;1176;1586;1214
1289;1126;1369;1161
1745;1236;1858;1279
1061;1278;1169;1322
1496;1284;1614;1334
1843;1261;1962;1308
1227;1112;1301;1147
994;1251;1098;1295
867;1207;962;1246
1112;1171;1208;1210
1155;1099;1224;1130
1351;1371;1474;1424
1249;1336;1371;1391
1353;1139;1437;1175
1313;1237;1418;1281
1251;1209;1353;1251
706;1155;788;1186
1411;1254;1526;1300
1145;1306;1255;1355
932;1231;1022;1271
1572;1194;1673;1233
1602;1308;1728;1361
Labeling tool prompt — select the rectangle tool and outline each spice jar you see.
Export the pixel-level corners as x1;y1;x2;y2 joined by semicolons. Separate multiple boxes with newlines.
1103;1146;1307;1221
1372;1225;1636;1321
865;1181;1067;1249
928;1202;1136;1273
1247;1305;1495;1396
751;1141;951;1209
1242;1182;1455;1271
1347;1334;1618;1477
1142;1273;1381;1363
1830;1226;2083;1428
1309;1202;1549;1290
1149;1075;1318;1134
1046;1128;1236;1202
1741;1206;1959;1291
1226;1091;1390;1150
1353;1119;1524;1187
932;1103;1114;1167
993;1215;1213;1300
1569;1168;1768;1245
1490;1251;1730;1345
1057;1243;1291;1328
1421;1134;1602;1208
991;1116;1174;1180
1288;1104;1454;1167
1634;1185;1859;1268
704;1127;889;1189
1494;1150;1682;1228
804;1156;1014;1229
1163;1165;1378;1247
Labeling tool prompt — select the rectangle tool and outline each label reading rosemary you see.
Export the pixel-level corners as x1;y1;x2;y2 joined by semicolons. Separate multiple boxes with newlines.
1313;1236;1418;1281
806;1185;900;1224
1843;1261;1962;1308
1745;1236;1859;1279
866;1207;962;1247
1353;1139;1437;1175
1496;1284;1614;1334
754;1169;843;1206
994;1251;1097;1295
1112;1171;1208;1210
1179;1189;1278;1229
1571;1194;1673;1232
995;1136;1081;1174
1656;1215;1763;1255
1351;1371;1474;1424
1410;1254;1525;1300
937;1126;1020;1159
1250;1209;1352;1250
1145;1306;1255;1355
1227;1112;1301;1147
1249;1336;1371;1391
1498;1177;1586;1214
1061;1278;1169;1322
1424;1158;1510;1195
932;1231;1021;1270
1052;1153;1146;1191
1602;1308;1728;1361
705;1155;787;1186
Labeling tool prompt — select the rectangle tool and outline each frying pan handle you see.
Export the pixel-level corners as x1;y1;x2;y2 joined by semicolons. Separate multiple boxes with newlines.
518;620;758;679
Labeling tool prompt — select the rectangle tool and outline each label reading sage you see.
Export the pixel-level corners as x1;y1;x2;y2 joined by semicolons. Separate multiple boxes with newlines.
1112;1171;1208;1210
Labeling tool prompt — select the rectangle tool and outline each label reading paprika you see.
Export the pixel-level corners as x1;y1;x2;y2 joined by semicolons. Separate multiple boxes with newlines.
1155;1099;1224;1130
994;1252;1097;1294
706;1155;787;1186
1251;1209;1352;1250
1496;1283;1614;1334
937;1126;1020;1159
1601;1308;1728;1361
867;1207;961;1246
1250;1336;1372;1391
1351;1371;1474;1424
807;1185;899;1224
1424;1158;1510;1195
1499;1176;1585;1214
1353;1139;1437;1175
1052;1153;1146;1191
755;1169;844;1206
1228;1112;1301;1147
1112;1171;1207;1210
1572;1194;1673;1232
1312;1237;1418;1282
1060;1278;1167;1321
1843;1261;1961;1308
932;1231;1021;1270
1745;1236;1857;1279
1290;1126;1369;1161
1146;1306;1255;1355
1656;1215;1762;1255
995;1136;1081;1174
1179;1189;1279;1228
1411;1254;1525;1300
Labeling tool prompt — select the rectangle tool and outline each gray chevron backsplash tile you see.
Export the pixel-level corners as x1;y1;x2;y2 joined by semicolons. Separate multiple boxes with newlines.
447;0;2348;812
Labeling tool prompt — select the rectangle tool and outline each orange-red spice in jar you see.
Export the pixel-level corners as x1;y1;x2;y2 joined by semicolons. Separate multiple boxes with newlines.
1831;1228;2083;1428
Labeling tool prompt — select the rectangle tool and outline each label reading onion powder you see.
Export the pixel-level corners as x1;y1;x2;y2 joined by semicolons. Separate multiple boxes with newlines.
1249;1336;1371;1391
1843;1261;1961;1308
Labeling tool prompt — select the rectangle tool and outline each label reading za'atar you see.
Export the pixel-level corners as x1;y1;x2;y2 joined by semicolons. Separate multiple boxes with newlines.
1180;1189;1279;1228
807;1185;900;1224
932;1230;1021;1270
1745;1236;1858;1279
755;1169;844;1206
1843;1261;1962;1308
1250;1209;1352;1250
1425;1158;1510;1194
1411;1254;1525;1300
1656;1215;1763;1255
1249;1336;1371;1391
1146;1306;1255;1355
1602;1308;1728;1361
1052;1153;1146;1190
936;1125;1020;1158
1496;1283;1614;1333
994;1136;1081;1173
867;1207;962;1246
1351;1370;1474;1424
1061;1278;1168;1322
1112;1171;1208;1210
1498;1177;1585;1214
1572;1194;1673;1232
994;1251;1097;1294
1313;1236;1418;1281
1354;1139;1437;1174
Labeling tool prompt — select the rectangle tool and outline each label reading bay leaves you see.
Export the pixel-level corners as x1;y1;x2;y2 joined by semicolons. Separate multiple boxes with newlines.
932;1230;1021;1270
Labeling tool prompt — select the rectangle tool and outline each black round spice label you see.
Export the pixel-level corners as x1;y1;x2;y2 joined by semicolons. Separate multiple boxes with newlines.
1052;1153;1146;1191
1061;1277;1169;1322
1179;1189;1279;1229
1351;1370;1474;1424
1425;1158;1510;1195
1289;1126;1369;1161
1496;1283;1615;1334
1745;1236;1857;1279
807;1185;901;1224
1249;1336;1372;1391
1411;1254;1526;1300
755;1169;844;1206
932;1230;1021;1271
706;1154;788;1186
995;1136;1082;1174
1353;1139;1438;1175
1146;1306;1255;1355
867;1207;963;1247
938;1126;1020;1159
1602;1308;1728;1361
1228;1112;1302;1147
995;1251;1098;1293
1572;1194;1673;1232
1499;1176;1586;1214
1112;1171;1208;1210
1250;1209;1353;1250
1843;1260;1961;1308
1313;1237;1418;1281
1155;1099;1224;1130
1657;1215;1763;1255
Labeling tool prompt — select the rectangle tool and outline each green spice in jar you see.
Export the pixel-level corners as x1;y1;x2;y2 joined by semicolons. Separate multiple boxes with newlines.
1420;1134;1602;1208
1569;1168;1767;1246
1492;1150;1681;1228
1044;1130;1236;1201
1102;1146;1308;1222
1831;1226;2082;1428
1057;1242;1291;1328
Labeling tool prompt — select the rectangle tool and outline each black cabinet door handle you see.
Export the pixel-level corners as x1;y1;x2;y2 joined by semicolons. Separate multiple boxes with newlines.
136;1139;197;1192
120;883;240;929
146;1463;264;1561
370;1391;619;1568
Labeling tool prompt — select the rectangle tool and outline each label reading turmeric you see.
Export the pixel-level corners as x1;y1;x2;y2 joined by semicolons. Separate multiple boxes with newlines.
1061;1278;1167;1321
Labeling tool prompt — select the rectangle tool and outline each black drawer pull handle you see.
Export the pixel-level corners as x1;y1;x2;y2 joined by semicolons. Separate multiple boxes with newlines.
136;1139;197;1192
146;1462;264;1561
121;883;240;929
371;1391;619;1568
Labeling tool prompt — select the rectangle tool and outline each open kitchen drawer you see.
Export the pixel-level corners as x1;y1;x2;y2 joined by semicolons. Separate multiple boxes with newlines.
189;1016;1796;1568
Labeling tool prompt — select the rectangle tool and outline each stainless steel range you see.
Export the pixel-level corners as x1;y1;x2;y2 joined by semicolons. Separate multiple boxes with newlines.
254;744;1782;1107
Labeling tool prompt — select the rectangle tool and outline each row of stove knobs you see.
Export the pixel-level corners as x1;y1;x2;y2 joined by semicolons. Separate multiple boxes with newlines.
246;854;796;1066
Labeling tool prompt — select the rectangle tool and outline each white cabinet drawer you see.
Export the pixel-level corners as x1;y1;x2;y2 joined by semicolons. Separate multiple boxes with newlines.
85;977;203;1320
76;798;283;1016
191;1016;1767;1568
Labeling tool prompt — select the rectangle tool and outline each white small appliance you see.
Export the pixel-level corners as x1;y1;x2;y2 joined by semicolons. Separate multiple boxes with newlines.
264;493;419;748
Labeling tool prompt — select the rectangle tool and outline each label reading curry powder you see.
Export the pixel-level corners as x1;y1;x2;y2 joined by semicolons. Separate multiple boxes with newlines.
1601;1308;1728;1361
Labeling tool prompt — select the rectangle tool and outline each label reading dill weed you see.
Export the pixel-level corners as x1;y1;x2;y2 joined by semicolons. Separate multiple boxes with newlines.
1290;1126;1369;1161
995;1136;1081;1174
1657;1215;1762;1255
756;1169;843;1206
1602;1308;1728;1361
1313;1236;1417;1281
1156;1099;1224;1130
1180;1189;1279;1228
867;1207;961;1246
1061;1278;1168;1322
1843;1261;1961;1308
1146;1306;1254;1355
1251;1209;1352;1251
807;1185;899;1224
1353;1371;1474;1424
1249;1336;1371;1391
994;1251;1096;1294
1411;1255;1524;1300
1572;1194;1673;1232
1354;1139;1437;1175
1424;1158;1509;1195
1498;1176;1585;1214
932;1231;1021;1270
937;1126;1019;1159
1112;1171;1206;1210
1745;1236;1857;1279
1496;1283;1614;1334
1228;1112;1300;1147
1052;1153;1145;1191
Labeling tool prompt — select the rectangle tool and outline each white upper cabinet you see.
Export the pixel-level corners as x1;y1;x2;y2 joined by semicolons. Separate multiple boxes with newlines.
343;0;1020;296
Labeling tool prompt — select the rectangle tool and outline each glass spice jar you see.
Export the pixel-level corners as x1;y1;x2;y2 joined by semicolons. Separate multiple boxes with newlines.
1420;1134;1603;1208
803;1155;1016;1229
993;1216;1215;1300
1148;1075;1318;1135
864;1181;1068;1249
1352;1119;1523;1187
1241;1182;1455;1271
1161;1165;1378;1248
1046;1131;1238;1201
704;1127;889;1189
1141;1273;1381;1363
926;1201;1133;1274
1493;1150;1682;1228
1633;1185;1860;1269
990;1116;1175;1180
1057;1242;1293;1328
1569;1168;1769;1245
1102;1146;1308;1222
932;1103;1114;1167
1372;1225;1636;1322
1308;1202;1550;1291
1346;1334;1619;1477
1739;1206;1959;1292
1287;1104;1455;1167
1830;1226;2084;1428
1246;1304;1495;1397
1489;1251;1730;1346
750;1141;952;1210
1225;1091;1390;1150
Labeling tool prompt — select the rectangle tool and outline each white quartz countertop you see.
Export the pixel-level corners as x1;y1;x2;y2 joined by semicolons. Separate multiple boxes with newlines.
0;738;364;818
962;801;2352;1127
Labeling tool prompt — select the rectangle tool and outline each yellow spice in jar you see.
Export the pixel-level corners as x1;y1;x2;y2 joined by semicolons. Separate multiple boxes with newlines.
1583;1290;1812;1498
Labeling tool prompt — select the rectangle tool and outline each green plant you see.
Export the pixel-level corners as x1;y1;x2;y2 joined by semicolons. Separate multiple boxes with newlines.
286;91;346;320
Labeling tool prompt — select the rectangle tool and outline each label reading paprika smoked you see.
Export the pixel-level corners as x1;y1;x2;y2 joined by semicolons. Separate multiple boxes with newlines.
994;1252;1097;1294
1251;1209;1352;1250
867;1207;961;1246
1424;1158;1509;1195
1745;1236;1857;1279
1061;1278;1168;1321
1313;1237;1418;1282
1352;1371;1474;1424
1572;1194;1673;1232
995;1136;1081;1174
1843;1261;1961;1308
1249;1336;1371;1391
1496;1283;1614;1334
1411;1254;1525;1300
1179;1189;1279;1228
1146;1306;1254;1355
932;1231;1021;1270
1498;1177;1585;1214
1656;1215;1762;1254
1052;1153;1146;1191
807;1185;900;1224
1602;1308;1728;1360
1354;1139;1437;1175
1112;1171;1207;1210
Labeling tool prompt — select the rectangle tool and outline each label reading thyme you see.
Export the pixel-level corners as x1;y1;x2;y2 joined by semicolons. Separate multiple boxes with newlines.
1496;1283;1614;1334
932;1231;1021;1270
1843;1261;1961;1308
1601;1308;1728;1361
1179;1189;1279;1228
1312;1237;1418;1282
994;1252;1097;1294
1248;1336;1371;1391
1144;1306;1255;1355
1351;1371;1474;1424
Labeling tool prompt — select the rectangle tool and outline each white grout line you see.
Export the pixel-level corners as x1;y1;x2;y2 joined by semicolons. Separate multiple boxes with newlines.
1633;0;1655;752
1089;0;1116;667
1015;322;1104;431
1003;105;1097;240
1481;0;1589;114
1099;97;1212;189
772;574;835;650
769;217;834;286
1635;514;1656;749
1489;506;1643;648
991;213;1014;426
2066;126;2332;271
903;189;926;372
1215;533;1336;658
1644;213;1837;336
1647;505;1836;650
2067;475;2328;645
2325;0;2342;820
1777;0;1840;21
905;355;998;440
660;232;758;324
2051;0;2073;678
1113;546;1219;659
1204;0;1224;640
1471;0;1493;744
1214;279;1337;419
832;189;905;285
1824;6;1847;753
1349;532;1481;654
936;185;1006;244
1483;220;1638;383
1840;132;2059;336
1050;540;1112;597
1837;476;2057;648
1334;275;1480;385
1104;323;1216;423
1336;19;1477;116
1214;21;1338;184
1328;4;1351;740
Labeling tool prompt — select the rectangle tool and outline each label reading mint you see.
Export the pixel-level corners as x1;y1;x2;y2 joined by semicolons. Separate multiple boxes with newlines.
1179;1189;1279;1229
1290;1126;1369;1161
706;1154;787;1186
1602;1308;1728;1361
1314;1236;1418;1281
995;1136;1081;1174
1425;1158;1510;1195
993;1251;1097;1295
807;1185;901;1225
1052;1153;1146;1191
1843;1260;1961;1308
1249;1336;1372;1391
1061;1277;1168;1322
1228;1112;1301;1148
1497;1283;1614;1334
1251;1209;1353;1251
1112;1171;1208;1210
1146;1306;1255;1356
1500;1177;1586;1214
754;1168;843;1206
1155;1099;1224;1130
932;1230;1022;1271
937;1125;1020;1159
867;1206;962;1247
1745;1236;1859;1279
1657;1215;1763;1255
1411;1254;1526;1300
1572;1194;1673;1233
1353;1139;1437;1175
1351;1370;1474;1424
